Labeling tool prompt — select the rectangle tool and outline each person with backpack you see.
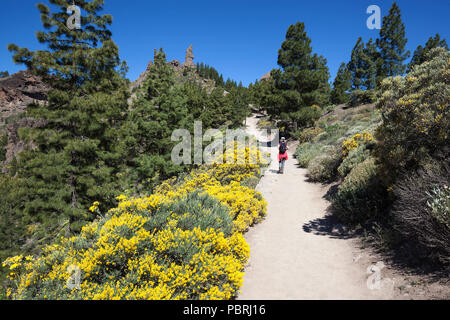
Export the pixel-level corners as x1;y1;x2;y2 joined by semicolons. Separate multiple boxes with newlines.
278;137;288;174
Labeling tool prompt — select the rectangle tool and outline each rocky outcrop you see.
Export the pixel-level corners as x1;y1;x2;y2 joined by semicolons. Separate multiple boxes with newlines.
130;61;153;93
169;59;181;71
0;70;48;126
260;71;271;82
0;70;49;171
129;46;200;101
127;45;220;103
182;45;195;70
2;118;47;172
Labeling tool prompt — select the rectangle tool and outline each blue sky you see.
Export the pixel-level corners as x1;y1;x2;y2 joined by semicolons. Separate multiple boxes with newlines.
0;0;449;86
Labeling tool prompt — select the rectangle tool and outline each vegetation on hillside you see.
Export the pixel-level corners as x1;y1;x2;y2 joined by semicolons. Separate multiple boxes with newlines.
195;62;243;91
1;0;448;300
248;22;330;134
0;0;252;292
3;144;268;300
248;1;449;268
293;48;449;267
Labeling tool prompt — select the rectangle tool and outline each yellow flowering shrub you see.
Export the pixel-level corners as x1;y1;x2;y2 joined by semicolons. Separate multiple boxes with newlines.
342;131;373;157
375;48;449;185
3;144;267;300
297;126;323;144
257;119;273;129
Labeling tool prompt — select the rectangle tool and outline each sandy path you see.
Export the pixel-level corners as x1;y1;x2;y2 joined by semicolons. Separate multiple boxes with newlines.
238;115;394;300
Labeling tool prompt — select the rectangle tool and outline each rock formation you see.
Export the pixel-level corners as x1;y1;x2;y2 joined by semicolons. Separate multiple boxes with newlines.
260;71;271;82
169;59;181;72
0;70;48;126
0;70;49;171
130;60;153;93
182;45;195;70
128;45;220;103
2;118;47;172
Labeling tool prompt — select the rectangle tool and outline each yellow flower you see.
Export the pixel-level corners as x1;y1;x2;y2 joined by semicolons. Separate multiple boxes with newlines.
4;141;266;301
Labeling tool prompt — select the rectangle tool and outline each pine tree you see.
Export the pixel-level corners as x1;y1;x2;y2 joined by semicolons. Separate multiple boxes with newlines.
407;34;448;72
0;71;9;78
228;85;249;127
348;37;365;90
195;62;228;87
121;49;192;192
361;38;378;90
270;22;330;129
376;2;410;77
7;0;129;239
331;62;351;104
348;38;379;90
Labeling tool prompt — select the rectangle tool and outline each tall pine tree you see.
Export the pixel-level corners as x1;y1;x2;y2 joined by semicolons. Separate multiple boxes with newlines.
348;38;380;90
376;2;410;77
362;38;379;90
407;34;448;72
7;0;129;241
348;37;365;90
121;49;192;193
270;22;330;129
331;62;351;104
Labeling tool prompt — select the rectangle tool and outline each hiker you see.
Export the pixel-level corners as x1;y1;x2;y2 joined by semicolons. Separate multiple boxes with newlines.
278;137;288;174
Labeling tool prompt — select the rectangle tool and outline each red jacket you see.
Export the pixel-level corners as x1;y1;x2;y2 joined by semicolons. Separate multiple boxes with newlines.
278;143;288;162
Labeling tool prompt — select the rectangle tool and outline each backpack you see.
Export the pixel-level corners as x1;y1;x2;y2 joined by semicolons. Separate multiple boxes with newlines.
279;142;287;154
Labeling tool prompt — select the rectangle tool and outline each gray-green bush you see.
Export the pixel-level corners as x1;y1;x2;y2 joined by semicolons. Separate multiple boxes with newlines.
156;191;233;236
337;145;372;178
307;147;342;182
295;143;325;168
330;157;387;224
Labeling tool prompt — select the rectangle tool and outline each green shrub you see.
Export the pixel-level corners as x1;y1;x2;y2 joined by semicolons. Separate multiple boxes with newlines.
291;105;322;128
296;127;323;144
2;188;250;300
257;118;274;130
321;104;337;115
240;176;260;190
348;89;376;107
316;123;348;145
427;186;450;230
307;147;342;182
0;175;27;287
157;191;234;236
330;157;387;224
0;134;7;162
375;48;450;186
294;142;325;168
337;145;371;178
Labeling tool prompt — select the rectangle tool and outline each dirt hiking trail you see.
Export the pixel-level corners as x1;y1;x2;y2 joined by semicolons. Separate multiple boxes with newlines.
238;114;396;300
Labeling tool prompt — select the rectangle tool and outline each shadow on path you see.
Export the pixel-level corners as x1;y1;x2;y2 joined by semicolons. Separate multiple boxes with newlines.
302;208;355;240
